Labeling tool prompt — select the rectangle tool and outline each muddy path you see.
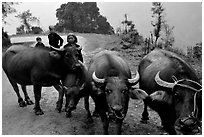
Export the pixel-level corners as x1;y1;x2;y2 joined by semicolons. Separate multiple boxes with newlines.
2;34;169;135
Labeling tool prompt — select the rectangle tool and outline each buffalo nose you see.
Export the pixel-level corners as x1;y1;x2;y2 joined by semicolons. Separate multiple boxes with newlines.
75;63;81;67
112;105;123;112
179;117;196;127
72;63;81;70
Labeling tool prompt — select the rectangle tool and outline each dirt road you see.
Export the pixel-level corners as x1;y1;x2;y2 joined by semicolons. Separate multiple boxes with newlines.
2;34;167;135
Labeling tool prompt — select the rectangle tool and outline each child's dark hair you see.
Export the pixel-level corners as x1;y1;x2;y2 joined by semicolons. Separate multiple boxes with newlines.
67;33;78;43
36;37;41;41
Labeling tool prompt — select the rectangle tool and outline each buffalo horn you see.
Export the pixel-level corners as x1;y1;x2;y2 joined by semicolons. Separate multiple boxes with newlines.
77;44;82;50
92;71;105;83
80;83;85;90
128;70;140;85
155;71;175;88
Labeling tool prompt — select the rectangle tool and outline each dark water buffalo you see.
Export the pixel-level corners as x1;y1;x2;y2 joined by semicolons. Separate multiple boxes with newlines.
56;61;93;120
2;45;80;115
84;50;140;134
134;49;202;134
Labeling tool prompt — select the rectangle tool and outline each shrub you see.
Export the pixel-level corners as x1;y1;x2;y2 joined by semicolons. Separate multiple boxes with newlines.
2;29;11;48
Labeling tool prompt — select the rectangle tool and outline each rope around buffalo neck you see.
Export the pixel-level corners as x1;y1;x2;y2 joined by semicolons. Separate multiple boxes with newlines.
171;76;202;118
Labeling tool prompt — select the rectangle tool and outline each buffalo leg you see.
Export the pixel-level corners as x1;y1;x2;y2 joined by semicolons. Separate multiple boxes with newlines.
92;106;99;117
91;96;99;117
21;85;34;105
7;76;26;107
158;111;176;135
162;126;176;135
65;93;72;118
33;85;44;115
54;84;64;113
141;99;149;123
100;113;109;135
115;120;123;135
84;95;93;123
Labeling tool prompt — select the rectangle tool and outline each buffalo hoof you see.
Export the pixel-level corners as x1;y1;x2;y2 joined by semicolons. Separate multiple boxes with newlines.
55;106;62;113
26;99;34;105
61;108;66;112
92;111;99;117
87;117;94;123
104;131;109;135
66;112;72;118
19;101;27;107
140;119;148;124
162;126;176;135
34;108;44;115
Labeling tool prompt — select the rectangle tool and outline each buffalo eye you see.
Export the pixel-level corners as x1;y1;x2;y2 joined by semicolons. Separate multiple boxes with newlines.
105;89;112;94
174;92;183;102
65;52;71;57
174;92;180;98
122;89;128;94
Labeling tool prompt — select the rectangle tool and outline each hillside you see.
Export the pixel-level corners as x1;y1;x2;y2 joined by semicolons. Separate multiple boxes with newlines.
78;33;201;82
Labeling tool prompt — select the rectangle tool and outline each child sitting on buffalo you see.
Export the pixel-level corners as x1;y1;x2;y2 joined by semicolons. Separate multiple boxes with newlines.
35;37;45;48
64;33;83;62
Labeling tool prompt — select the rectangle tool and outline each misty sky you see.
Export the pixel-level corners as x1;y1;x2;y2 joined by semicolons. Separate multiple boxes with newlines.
3;2;202;52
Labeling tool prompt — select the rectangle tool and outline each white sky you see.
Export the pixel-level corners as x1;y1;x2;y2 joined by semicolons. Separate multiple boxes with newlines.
2;1;202;52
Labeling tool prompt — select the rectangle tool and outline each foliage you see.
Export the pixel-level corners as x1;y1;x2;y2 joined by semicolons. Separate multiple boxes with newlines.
16;10;39;33
2;2;17;49
160;23;175;49
120;31;143;49
187;42;202;60
119;14;144;49
121;14;134;34
2;29;11;48
193;42;202;59
31;26;43;34
55;2;114;34
2;2;18;24
151;2;165;47
16;25;25;34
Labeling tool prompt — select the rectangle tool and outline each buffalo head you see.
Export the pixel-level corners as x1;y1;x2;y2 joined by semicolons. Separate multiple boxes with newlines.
64;84;85;111
92;70;140;120
154;71;202;134
134;71;202;134
61;61;87;117
49;46;81;70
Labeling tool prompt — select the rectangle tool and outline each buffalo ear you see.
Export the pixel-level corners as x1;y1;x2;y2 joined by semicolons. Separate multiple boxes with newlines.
149;90;166;101
49;51;61;59
129;89;148;100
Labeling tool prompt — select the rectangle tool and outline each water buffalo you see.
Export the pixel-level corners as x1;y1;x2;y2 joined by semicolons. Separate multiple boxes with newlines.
84;50;140;134
134;49;202;134
56;61;93;120
2;45;81;115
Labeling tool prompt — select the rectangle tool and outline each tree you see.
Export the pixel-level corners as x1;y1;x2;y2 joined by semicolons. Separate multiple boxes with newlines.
2;28;11;48
56;2;86;32
55;22;65;32
193;42;202;59
151;2;165;47
2;2;18;24
31;26;43;34
2;2;18;48
16;25;25;34
16;10;39;33
55;2;113;34
161;23;174;49
121;14;132;34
